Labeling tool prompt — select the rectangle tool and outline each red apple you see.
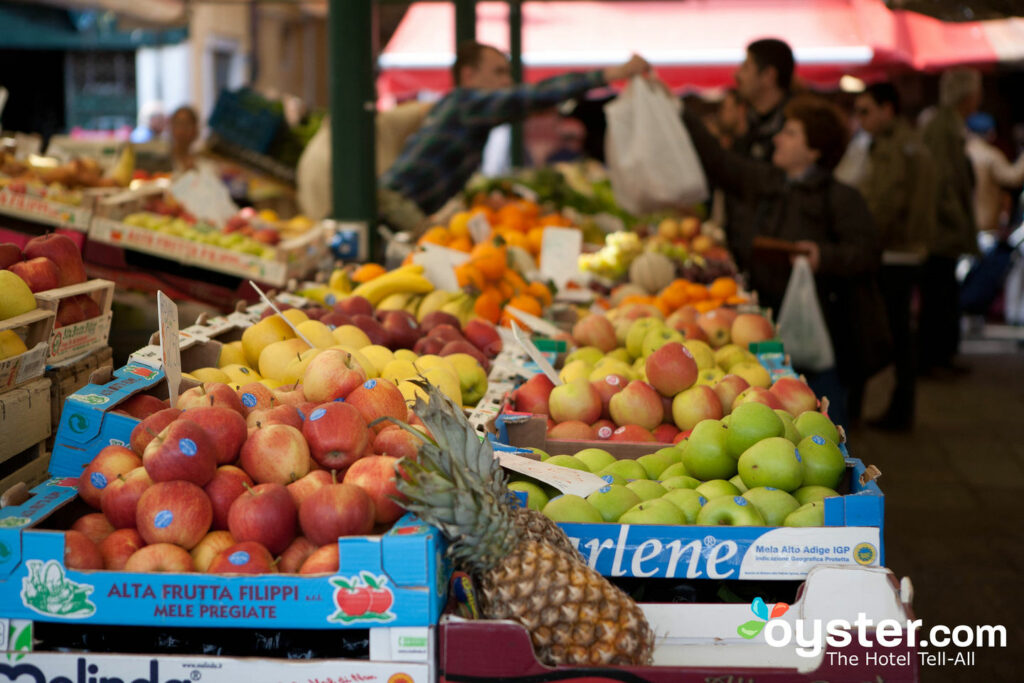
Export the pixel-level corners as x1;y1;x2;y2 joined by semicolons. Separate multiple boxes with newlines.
548;379;603;425
98;528;145;570
179;405;248;465
609;380;664;431
320;310;353;329
769;377;819;417
246;403;305;432
346;379;408;433
299;481;376;546
239;424;311;485
142;419;217;486
234;382;276;417
671;384;724;431
653;423;681;443
124;543;194;572
514;374;555;415
136;480;212;549
0;242;21;269
412;336;446;356
733;386;784;412
299;543;340;575
547;420;595;441
590;374;627;419
272;383;306;406
23;233;86;286
378;309;420;350
252;228;281;245
334;295;373;318
302;402;370;470
439;340;490;370
591;419;616;440
645;342;699;397
286;469;333;509
9;257;59;292
302;349;366;404
418;311;460;333
130;407;182;456
731;313;775;349
697;309;733;348
462;319;502;357
713;374;751;416
117;394;166;420
227;482;296;554
70;513;114;546
426;324;465;347
572;314;617;352
609;424;657;442
190;530;237;572
78;446;142;509
203;465;253;530
63;530;103;570
208;540;277;574
100;467;153;529
351;314;389;347
343;455;405;525
372;425;422;461
179;382;245;414
278;536;318;573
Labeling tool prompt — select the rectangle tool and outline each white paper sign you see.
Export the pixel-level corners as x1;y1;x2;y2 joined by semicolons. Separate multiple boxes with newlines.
157;292;181;408
412;243;469;292
248;281;315;348
168;167;238;226
505;306;563;338
467;213;492;244
510;321;561;386
496;450;607;497
540;227;582;288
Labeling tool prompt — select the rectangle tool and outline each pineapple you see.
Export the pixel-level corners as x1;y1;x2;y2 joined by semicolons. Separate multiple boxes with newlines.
395;382;655;667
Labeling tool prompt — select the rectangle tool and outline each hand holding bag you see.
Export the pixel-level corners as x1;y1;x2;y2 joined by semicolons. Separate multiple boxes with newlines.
776;256;836;371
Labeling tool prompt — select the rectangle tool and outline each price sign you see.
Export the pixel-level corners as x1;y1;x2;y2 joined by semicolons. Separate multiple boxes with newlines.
495;450;607;497
510;321;561;386
540;227;582;289
412;243;469;291
248;281;315;348
157;292;181;408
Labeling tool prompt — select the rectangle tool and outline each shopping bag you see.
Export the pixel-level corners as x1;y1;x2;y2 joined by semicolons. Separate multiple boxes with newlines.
776;256;835;371
604;77;708;215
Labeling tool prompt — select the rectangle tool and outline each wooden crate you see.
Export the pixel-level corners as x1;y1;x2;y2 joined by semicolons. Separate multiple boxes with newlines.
35;279;115;365
45;345;113;441
0;307;55;393
0;442;50;500
0;377;51;464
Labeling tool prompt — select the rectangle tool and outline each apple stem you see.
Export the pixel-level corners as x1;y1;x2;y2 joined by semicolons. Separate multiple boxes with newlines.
242;482;256;495
330;469;338;484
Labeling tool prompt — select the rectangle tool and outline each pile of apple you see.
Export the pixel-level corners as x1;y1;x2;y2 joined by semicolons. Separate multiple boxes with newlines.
1;234;100;327
60;358;435;575
510;401;846;528
513;309;785;444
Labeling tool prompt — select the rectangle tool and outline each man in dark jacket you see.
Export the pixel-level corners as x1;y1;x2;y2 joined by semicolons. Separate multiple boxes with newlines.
684;94;883;429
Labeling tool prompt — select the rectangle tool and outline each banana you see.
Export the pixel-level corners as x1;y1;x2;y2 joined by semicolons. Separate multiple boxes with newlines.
404;294;425;315
416;290;461;321
377;292;417;312
440;292;476;326
350;267;434;306
328;268;353;293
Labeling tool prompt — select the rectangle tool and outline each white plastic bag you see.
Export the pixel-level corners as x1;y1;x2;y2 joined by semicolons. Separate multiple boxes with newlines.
604;77;708;215
776;256;835;371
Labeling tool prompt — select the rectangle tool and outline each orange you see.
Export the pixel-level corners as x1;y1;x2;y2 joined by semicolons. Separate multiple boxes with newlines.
351;263;386;283
448;211;472;239
692;299;721;313
470;242;507;281
726;294;749;305
708;276;738;300
507;294;542;317
473;289;504;324
503;269;529;296
418;225;450;246
502;231;529;251
455;262;485;290
448;236;473;253
539;213;571;227
526;227;545;254
496;204;526;233
685;283;709;301
527;281;552;308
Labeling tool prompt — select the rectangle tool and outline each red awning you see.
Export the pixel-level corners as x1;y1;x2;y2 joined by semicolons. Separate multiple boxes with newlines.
378;0;1017;101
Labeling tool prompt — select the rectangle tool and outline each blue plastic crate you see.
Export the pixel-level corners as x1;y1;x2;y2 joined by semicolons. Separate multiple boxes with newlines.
208;88;283;155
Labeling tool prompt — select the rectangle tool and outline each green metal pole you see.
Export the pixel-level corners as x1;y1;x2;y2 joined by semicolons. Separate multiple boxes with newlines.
328;0;377;261
455;0;476;45
509;0;524;168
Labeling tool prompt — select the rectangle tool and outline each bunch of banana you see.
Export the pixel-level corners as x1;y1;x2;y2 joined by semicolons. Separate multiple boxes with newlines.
415;290;463;322
439;292;476;326
377;291;424;313
349;264;434;306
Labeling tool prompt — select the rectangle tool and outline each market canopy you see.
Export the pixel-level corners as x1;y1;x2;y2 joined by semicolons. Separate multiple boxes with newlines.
378;0;1024;100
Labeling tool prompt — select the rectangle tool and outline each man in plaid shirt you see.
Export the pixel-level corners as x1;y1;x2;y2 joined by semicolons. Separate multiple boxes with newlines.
379;42;650;232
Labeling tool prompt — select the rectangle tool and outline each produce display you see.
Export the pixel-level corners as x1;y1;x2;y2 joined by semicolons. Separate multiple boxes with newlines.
1;149;133;198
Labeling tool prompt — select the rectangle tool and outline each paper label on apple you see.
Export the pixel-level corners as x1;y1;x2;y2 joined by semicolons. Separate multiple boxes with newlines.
154;510;173;528
229;551;250;566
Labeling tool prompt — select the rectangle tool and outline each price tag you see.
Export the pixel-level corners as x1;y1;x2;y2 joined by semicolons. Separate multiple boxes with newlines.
510;183;539;203
157;292;181;408
412;243;469;291
168;167;238;226
467;213;492;244
128;345;164;369
540;227;582;289
495;450;607;497
504;306;564;338
510;321;561;386
249;281;315;348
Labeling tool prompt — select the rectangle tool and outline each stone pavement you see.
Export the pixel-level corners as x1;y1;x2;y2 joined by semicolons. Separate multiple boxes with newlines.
849;332;1024;682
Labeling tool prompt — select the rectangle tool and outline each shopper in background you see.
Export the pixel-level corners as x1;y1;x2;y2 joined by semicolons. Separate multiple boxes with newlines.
169;106;201;174
919;68;982;375
130;101;166;144
546;117;587;164
682;93;883;429
379;41;650;234
715;89;749;150
853;83;936;431
964;112;1024;237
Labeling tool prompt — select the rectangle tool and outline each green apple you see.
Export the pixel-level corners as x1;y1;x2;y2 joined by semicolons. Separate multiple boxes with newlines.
695;479;741;500
794;411;840;445
545;455;592;472
742;487;800;526
598;472;628;486
661;475;701;490
681;419;736;481
542;495;604;523
565;346;605;367
714;344;754;372
729;474;749;494
526;447;550;461
658;462;690;480
641;326;684;358
559;359;594;384
587;484;642;523
797;435;846;489
661;488;707;523
682;339;716;369
727;402;784;459
696;495;766;526
775;409;802;444
508;481;550;511
618;498;687;525
654;446;685;464
695;367;726;386
626;479;668;500
784;500;825;527
636;452;675;479
793;485;840;505
574;448;616;473
738;437;803;491
597;459;647;481
625;319;664;359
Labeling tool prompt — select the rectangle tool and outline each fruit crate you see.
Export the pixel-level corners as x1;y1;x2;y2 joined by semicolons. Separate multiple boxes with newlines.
0;475;448;630
0;443;49;499
207;88;285;156
0;308;54;394
0;377;51;465
44;345;113;443
34;279;114;367
439;565;918;682
0;186;94;232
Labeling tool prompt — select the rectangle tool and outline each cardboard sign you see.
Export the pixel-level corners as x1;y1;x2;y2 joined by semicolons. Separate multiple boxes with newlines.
510;321;561;386
168;167;238;226
504;306;564;338
467;213;492;244
412;244;468;292
539;227;582;288
157;292;181;408
495;450;607;497
249;281;315;348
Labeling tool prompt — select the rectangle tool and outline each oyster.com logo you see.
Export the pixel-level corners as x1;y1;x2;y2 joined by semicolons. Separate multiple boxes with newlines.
737;597;789;639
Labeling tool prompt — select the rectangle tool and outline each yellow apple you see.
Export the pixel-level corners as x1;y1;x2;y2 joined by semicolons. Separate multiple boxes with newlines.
0;271;37;321
445;353;488;406
280;308;309;325
0;330;28;360
559;359;593;384
334;345;377;378
731;360;772;389
220;363;263;385
360;345;395;375
242;317;295;367
682;339;716;370
280;347;324;385
413;355;446;373
259;378;284;390
331;325;372;349
393;349;417;363
190;367;232;384
258;338;311;380
218;341;247;368
382;359;419;383
296;320;337;349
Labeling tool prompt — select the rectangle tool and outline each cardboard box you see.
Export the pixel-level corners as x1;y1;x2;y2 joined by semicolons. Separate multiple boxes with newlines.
0;378;50;463
44;346;113;441
0;187;93;232
0;477;448;629
34;279;115;366
0;443;49;499
439;565;917;682
0;308;54;394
